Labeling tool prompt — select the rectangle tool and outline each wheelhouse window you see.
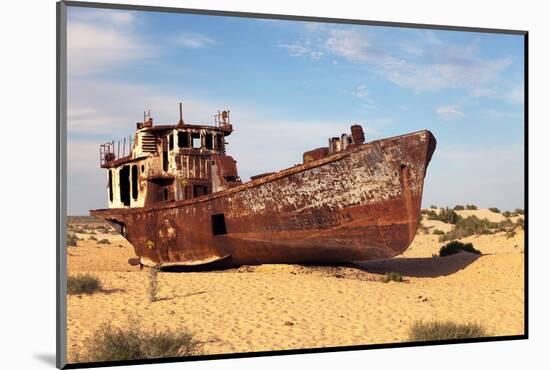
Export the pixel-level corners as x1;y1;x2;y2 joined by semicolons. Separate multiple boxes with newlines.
216;135;224;151
191;132;201;148
178;131;190;148
205;133;213;149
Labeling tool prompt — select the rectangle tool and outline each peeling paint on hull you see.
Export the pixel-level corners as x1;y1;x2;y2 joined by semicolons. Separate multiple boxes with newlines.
91;130;436;267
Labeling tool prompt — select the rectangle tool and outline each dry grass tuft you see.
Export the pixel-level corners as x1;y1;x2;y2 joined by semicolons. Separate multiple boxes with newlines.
409;321;486;341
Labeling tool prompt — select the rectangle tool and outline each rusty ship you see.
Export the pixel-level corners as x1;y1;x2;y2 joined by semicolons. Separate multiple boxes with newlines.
90;104;436;268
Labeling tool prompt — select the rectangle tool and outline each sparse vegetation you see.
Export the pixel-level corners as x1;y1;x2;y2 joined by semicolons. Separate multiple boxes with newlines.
83;318;199;362
383;272;404;283
432;229;445;235
67;274;102;295
516;218;525;230
430;205;437;209
148;266;160;303
428;207;461;224
439;241;481;257
503;211;512;218
409;321;487;341
98;238;110;245
89;235;98;241
438;216;493;242
489;207;501;213
453;205;465;211
515;208;524;215
67;233;80;247
465;204;478;210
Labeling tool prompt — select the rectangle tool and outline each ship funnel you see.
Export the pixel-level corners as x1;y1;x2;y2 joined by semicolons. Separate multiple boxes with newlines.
177;102;185;127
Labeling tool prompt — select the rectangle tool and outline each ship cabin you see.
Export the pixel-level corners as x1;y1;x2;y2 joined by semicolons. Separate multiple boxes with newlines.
99;106;242;209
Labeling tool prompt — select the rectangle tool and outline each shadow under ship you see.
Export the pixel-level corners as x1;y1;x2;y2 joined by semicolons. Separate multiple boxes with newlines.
91;104;436;267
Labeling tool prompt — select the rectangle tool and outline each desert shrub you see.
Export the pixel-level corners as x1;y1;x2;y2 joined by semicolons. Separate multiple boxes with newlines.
383;272;404;283
453;205;465;211
84;319;198;362
516;218;525;230
428;207;461;224
67;274;102;295
515;208;525;215
420;209;431;215
98;238;110;245
409;321;486;341
148;266;160;303
503;211;512;218
432;229;445;235
489;207;500;213
465;204;478;210
430;205;437;209
439;241;481;257
89;235;98;241
67;233;80;247
439;216;495;241
506;230;517;239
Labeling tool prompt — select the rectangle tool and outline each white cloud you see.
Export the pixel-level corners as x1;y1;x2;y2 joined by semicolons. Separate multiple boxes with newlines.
436;105;465;120
175;33;216;48
67;9;153;76
277;42;323;59
278;26;514;94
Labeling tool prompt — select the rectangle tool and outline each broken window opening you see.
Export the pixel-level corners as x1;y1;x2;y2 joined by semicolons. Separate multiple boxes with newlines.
119;165;131;206
162;151;168;172
193;185;208;197
211;213;227;235
205;133;213;149
191;132;201;149
163;188;169;201
131;165;138;200
108;170;113;202
169;134;174;151
178;132;190;148
216;135;224;151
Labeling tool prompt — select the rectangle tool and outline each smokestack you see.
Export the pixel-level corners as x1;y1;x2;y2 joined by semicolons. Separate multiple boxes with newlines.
177;102;185;127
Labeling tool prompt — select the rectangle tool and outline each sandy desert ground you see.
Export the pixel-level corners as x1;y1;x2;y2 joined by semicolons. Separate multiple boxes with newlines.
65;209;525;363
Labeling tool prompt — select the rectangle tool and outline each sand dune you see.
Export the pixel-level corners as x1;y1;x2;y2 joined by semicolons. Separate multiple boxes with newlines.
66;216;525;363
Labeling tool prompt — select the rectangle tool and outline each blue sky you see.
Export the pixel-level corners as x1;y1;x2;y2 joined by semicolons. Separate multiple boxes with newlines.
66;7;525;215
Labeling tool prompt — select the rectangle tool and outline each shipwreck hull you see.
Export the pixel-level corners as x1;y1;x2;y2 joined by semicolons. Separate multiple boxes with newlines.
91;130;436;266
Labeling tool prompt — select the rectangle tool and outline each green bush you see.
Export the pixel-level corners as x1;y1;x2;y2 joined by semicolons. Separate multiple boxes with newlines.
489;207;500;213
67;274;102;295
409;321;486;341
439;241;481;257
465;204;478;210
453;205;465;211
383;272;404;283
438;216;494;241
428;207;461;224
98;238;110;245
84;319;199;362
432;229;445;235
